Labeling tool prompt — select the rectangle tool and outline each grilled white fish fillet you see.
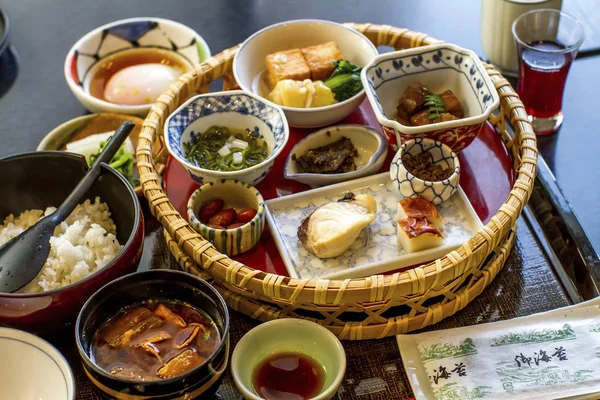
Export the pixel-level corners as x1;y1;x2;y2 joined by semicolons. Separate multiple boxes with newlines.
298;193;377;258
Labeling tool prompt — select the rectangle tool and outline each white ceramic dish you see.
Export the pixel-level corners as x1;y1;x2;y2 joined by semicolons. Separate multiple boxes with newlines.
0;327;75;399
165;90;289;186
284;124;388;188
264;172;483;279
233;19;378;128
361;43;500;152
187;179;265;256
64;17;211;117
231;319;346;400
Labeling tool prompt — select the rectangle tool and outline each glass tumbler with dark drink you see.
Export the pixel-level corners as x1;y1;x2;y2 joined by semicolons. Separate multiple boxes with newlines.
512;9;584;134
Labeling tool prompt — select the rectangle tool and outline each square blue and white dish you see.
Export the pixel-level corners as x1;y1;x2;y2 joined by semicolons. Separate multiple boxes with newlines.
361;43;500;153
165;90;289;186
264;172;483;280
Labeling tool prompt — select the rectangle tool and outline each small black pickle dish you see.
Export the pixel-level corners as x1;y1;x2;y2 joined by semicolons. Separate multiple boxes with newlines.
75;270;230;399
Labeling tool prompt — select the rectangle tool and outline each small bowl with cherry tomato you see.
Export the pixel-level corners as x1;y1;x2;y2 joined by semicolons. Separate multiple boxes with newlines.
187;179;265;256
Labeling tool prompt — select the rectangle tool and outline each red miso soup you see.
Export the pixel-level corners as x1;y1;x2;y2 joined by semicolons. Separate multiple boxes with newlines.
92;301;220;382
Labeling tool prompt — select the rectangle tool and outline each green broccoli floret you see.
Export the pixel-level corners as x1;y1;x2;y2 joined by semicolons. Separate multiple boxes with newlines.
324;59;363;102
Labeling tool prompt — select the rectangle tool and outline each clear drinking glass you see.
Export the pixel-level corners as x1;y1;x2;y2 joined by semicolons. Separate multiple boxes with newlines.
512;9;585;134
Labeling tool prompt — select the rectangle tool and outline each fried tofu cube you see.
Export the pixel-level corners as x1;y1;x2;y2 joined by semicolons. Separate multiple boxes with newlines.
301;41;344;81
265;49;311;88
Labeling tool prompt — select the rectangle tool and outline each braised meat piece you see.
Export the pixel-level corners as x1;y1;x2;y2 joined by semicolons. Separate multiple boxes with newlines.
440;113;459;122
395;83;464;126
296;137;358;174
409;109;431;126
440;90;464;118
396;82;430;122
413;111;460;125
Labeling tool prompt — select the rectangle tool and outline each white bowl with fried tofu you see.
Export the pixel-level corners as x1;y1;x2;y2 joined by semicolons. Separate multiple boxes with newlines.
233;20;378;128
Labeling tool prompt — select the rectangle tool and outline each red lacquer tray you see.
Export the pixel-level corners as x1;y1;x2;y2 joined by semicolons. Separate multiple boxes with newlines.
164;99;514;277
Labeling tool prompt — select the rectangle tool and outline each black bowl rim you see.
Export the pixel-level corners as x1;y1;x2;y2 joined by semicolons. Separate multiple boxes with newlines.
0;151;141;297
75;269;231;387
0;6;10;58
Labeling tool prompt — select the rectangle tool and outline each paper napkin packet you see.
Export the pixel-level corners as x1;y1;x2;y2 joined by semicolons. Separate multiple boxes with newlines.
397;303;600;400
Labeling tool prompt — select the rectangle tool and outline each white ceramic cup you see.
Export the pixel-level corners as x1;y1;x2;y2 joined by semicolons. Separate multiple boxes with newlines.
480;0;562;74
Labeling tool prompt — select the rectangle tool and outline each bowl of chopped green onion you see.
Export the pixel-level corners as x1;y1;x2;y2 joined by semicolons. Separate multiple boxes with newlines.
165;90;289;186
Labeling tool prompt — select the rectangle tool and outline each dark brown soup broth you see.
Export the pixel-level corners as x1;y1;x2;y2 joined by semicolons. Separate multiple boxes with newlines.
86;48;188;102
252;352;326;400
92;301;220;382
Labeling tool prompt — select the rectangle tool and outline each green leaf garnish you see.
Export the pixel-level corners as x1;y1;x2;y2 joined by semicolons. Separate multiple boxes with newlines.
337;192;356;202
424;94;445;120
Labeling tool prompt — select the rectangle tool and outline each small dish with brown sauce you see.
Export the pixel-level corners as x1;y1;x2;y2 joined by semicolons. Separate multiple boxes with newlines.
231;319;346;400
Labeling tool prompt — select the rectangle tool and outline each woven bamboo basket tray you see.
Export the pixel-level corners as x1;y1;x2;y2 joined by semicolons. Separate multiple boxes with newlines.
137;23;537;340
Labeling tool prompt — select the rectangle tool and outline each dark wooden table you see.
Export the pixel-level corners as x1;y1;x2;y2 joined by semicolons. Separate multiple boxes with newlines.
1;0;597;398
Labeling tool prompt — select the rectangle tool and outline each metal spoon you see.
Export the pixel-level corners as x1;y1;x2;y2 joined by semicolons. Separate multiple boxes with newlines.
0;120;135;293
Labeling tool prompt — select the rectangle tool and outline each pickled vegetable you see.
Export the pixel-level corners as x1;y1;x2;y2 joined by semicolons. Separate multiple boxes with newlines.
183;126;268;171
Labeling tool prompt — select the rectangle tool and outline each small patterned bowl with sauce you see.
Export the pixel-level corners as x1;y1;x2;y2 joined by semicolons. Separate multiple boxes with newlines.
390;138;460;204
187;179;265;256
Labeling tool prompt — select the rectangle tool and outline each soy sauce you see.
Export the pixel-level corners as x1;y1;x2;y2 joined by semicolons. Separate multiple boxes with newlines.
252;352;325;400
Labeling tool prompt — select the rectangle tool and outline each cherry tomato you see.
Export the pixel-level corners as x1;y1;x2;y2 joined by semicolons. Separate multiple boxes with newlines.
237;208;257;223
199;199;224;223
207;223;225;230
209;208;236;227
226;222;246;229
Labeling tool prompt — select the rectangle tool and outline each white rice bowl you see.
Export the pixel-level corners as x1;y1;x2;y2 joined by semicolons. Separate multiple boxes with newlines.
0;197;123;293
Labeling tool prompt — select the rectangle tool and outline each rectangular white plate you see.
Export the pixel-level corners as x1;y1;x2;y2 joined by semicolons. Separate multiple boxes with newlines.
264;172;483;280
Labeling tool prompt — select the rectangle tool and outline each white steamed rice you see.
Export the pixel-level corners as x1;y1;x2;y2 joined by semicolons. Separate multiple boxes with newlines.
0;197;123;293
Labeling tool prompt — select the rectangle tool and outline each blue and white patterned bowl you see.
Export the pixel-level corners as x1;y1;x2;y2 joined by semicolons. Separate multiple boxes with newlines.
390;138;460;204
165;90;289;186
361;44;500;152
187;179;265;256
64;17;210;116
